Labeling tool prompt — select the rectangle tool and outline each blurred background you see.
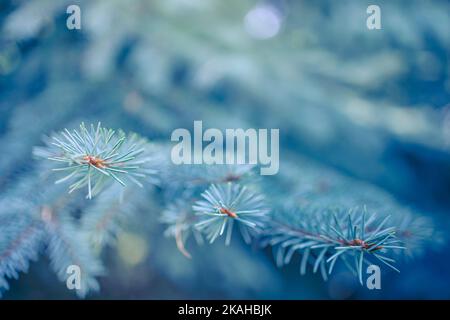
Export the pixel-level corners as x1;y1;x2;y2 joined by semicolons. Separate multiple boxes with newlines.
0;0;449;299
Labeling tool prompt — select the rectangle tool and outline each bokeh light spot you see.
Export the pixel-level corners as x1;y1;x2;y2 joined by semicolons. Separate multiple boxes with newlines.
117;232;148;267
244;4;282;39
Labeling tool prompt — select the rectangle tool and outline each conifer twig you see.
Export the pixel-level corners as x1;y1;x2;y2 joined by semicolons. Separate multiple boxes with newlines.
33;122;157;199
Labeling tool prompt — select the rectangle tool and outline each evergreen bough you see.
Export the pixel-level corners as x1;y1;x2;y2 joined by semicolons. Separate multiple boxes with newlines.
0;122;440;298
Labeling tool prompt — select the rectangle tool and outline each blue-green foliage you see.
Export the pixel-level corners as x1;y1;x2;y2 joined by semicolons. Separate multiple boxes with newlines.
193;183;269;245
34;122;157;199
1;0;449;299
263;207;404;284
0;208;45;296
0;122;443;298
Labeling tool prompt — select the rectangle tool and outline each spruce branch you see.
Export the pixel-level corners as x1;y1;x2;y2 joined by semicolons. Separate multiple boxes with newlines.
161;199;204;259
392;212;442;258
193;183;269;245
262;207;406;284
0;121;440;298
160;163;258;198
42;206;104;298
33;122;157;199
0;211;45;296
186;164;258;186
81;183;151;251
